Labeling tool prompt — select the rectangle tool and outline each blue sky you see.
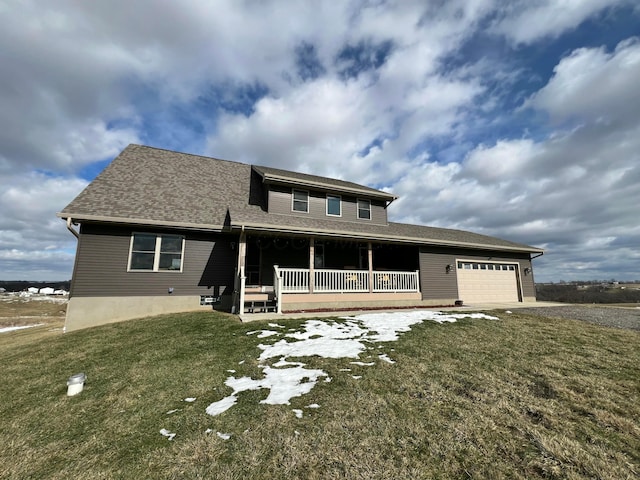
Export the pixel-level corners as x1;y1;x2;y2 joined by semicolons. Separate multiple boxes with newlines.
1;0;639;282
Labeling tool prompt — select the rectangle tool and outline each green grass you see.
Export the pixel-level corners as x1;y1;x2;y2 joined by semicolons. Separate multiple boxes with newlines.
1;310;639;479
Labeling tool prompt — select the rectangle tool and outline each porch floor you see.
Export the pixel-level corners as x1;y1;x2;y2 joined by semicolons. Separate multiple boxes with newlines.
238;301;566;322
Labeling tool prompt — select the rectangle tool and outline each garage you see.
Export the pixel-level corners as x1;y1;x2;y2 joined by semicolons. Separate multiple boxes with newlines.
456;261;521;303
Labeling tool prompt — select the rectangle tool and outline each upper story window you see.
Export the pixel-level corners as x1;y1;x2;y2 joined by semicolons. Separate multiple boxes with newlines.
357;199;371;220
326;194;341;216
128;233;184;272
292;189;309;213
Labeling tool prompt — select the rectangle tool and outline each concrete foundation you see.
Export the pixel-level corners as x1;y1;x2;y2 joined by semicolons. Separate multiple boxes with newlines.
64;295;230;332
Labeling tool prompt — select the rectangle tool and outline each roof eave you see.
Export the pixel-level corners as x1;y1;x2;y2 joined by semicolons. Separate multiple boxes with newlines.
229;221;543;254
255;170;397;202
56;212;226;232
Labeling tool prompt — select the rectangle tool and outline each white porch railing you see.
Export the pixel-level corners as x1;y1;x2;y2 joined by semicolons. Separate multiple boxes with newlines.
315;269;369;293
372;271;420;292
274;267;420;294
277;267;310;292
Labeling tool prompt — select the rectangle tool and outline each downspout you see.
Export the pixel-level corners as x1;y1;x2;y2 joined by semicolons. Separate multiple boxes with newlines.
531;252;544;260
66;217;79;238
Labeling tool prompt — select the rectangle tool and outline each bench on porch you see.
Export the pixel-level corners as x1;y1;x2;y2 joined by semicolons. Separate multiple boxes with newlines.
243;287;277;313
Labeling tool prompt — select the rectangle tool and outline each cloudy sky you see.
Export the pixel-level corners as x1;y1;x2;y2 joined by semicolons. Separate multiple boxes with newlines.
1;0;639;282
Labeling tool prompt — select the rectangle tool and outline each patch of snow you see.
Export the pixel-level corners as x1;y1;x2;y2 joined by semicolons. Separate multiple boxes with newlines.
166;409;180;414
160;428;176;441
352;375;362;379
216;432;231;440
184;397;196;402
378;354;395;364
306;403;320;409
505;310;513;314
248;330;280;338
292;409;303;418
205;394;238;416
205;310;498;417
227;369;236;373
205;428;213;434
268;323;285;328
0;323;43;334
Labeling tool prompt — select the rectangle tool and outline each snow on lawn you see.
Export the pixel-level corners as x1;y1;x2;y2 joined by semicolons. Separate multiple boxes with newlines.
0;323;43;334
206;310;497;417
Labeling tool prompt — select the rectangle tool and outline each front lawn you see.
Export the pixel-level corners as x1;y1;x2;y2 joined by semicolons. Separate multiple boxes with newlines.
0;309;638;479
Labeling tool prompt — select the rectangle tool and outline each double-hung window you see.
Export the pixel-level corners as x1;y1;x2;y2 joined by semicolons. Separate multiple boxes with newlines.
357;199;371;220
292;189;309;213
326;194;341;216
129;233;184;271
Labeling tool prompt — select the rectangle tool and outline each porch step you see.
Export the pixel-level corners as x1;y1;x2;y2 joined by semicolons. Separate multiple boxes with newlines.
244;300;277;313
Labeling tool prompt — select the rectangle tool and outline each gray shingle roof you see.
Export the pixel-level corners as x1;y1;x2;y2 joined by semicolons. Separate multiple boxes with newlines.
59;144;251;229
59;144;542;253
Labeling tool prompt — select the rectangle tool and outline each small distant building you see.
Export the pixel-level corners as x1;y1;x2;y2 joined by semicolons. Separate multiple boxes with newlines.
27;287;39;294
53;289;68;295
39;287;55;295
0;287;6;293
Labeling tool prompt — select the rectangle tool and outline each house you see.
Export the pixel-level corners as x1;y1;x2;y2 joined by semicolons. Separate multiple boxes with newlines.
39;287;55;295
27;287;39;294
58;145;543;331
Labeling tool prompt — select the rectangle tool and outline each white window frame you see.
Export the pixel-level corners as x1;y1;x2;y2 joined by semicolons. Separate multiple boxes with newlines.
456;259;519;272
127;233;185;272
292;189;309;213
326;194;342;217
357;198;371;220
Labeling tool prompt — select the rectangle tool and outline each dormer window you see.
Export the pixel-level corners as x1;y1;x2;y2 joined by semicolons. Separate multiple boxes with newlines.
357;199;371;220
292;189;309;213
326;194;341;217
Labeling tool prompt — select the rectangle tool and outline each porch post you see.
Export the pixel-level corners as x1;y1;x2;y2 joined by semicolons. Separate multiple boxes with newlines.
309;237;315;293
368;242;373;293
236;231;247;314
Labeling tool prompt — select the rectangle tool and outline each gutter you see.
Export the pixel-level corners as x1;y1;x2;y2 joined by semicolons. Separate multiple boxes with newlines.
56;212;225;232
66;217;79;238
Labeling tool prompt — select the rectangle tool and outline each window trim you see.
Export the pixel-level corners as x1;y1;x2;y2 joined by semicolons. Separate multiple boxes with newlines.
456;260;519;272
127;233;185;272
357;198;371;220
292;189;309;213
326;194;342;217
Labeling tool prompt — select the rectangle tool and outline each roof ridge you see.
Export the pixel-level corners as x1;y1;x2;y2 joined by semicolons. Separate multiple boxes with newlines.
126;143;249;168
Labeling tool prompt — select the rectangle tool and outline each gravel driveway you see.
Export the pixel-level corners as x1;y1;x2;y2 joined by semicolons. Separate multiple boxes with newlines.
518;305;640;332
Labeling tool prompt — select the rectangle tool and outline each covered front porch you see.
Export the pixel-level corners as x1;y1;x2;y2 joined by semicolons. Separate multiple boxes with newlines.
234;233;422;314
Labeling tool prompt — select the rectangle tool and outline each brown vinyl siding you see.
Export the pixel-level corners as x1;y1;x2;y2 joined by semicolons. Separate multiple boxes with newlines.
71;224;237;297
419;246;535;300
267;186;387;225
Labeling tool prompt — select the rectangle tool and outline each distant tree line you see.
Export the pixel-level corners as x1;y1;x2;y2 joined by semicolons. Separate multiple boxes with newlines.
0;280;71;292
536;284;640;304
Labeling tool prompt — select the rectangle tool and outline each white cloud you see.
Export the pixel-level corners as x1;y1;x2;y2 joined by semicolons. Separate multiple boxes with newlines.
492;0;631;45
525;38;640;124
463;139;539;184
0;172;87;279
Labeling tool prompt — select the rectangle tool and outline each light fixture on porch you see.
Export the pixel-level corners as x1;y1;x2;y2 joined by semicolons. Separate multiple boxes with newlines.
524;267;531;275
230;242;236;250
445;264;453;273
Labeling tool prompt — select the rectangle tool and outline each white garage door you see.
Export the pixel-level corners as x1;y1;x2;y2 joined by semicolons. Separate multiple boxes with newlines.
456;261;520;303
